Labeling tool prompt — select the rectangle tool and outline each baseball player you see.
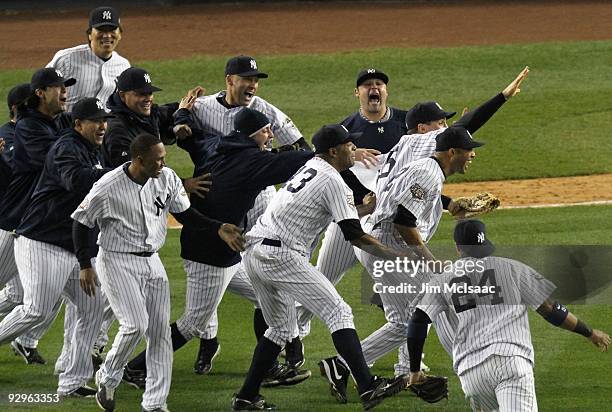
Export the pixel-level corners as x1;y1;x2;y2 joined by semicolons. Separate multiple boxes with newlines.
0;83;53;365
71;133;244;412
47;6;130;111
46;5;130;372
406;219;611;411
0;97;115;398
318;67;531;382
171;55;311;375
125;108;315;389
0;69;76;365
294;68;406;363
319;126;486;402
232;124;407;411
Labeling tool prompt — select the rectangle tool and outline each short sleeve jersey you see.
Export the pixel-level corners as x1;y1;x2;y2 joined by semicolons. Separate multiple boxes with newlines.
247;157;358;255
71;165;189;252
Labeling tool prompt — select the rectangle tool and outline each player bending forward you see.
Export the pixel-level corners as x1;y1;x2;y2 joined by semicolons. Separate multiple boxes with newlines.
406;219;610;411
232;125;412;411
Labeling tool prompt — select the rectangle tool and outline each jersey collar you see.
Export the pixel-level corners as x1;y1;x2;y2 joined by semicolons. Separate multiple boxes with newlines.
358;107;391;123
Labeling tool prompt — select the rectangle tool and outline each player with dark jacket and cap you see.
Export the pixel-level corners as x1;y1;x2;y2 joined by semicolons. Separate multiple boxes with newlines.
0;97;114;397
0;69;75;366
124;107;315;388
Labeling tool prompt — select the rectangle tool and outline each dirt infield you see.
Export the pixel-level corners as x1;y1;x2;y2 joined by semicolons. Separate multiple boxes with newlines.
3;1;611;207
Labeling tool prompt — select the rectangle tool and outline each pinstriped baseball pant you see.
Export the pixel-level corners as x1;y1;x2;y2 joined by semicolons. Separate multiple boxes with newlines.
0;236;105;394
459;355;537;412
243;240;354;347
197;265;259;339
0;229;60;348
176;260;240;341
197;187;274;340
97;249;171;411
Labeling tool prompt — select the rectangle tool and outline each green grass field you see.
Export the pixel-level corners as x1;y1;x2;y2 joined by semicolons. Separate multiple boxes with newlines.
1;40;611;411
1;207;610;411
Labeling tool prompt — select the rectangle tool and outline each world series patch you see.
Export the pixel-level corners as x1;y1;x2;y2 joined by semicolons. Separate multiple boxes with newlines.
410;184;426;200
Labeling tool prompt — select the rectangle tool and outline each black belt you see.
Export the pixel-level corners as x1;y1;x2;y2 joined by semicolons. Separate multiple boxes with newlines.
130;251;154;257
262;238;281;247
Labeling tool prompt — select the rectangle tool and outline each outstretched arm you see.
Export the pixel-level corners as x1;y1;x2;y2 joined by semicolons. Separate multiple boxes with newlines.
536;299;610;352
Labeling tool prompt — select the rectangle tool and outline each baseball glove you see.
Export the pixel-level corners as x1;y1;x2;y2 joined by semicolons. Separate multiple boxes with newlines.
406;375;449;403
453;192;500;218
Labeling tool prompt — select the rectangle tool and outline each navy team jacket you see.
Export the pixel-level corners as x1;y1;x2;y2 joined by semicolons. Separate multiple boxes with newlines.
179;131;314;267
17;128;110;252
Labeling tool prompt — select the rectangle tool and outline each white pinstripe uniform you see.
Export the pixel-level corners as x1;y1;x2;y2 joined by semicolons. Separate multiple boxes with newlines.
71;165;189;410
47;46;129;372
186;92;302;341
349;156;458;374
47;44;130;111
416;257;556;411
243;157;358;346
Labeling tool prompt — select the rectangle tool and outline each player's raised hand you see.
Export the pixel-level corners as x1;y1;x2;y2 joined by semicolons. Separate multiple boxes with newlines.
174;124;193;140
355;148;381;169
183;173;212;199
218;223;246;252
502;66;530;99
79;267;99;297
589;329;611;352
179;86;205;110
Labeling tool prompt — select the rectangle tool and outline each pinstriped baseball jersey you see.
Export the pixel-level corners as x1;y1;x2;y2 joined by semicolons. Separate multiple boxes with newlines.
375;128;446;196
71;164;189;252
191;92;302;146
416;256;556;375
47;44;130;111
247;157;358;255
371;157;444;243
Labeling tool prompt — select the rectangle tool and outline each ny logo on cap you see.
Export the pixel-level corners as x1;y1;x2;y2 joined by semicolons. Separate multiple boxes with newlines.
102;10;112;20
96;100;105;110
367;69;375;73
55;70;63;77
467;130;474;140
250;59;257;70
144;74;152;83
378;126;384;134
435;102;443;110
477;232;485;244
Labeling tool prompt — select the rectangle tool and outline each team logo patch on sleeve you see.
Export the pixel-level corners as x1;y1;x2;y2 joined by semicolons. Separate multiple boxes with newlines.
410;183;426;200
78;199;90;210
347;195;356;208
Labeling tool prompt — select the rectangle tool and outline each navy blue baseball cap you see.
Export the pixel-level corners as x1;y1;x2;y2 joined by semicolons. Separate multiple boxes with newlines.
7;83;31;109
72;98;114;121
89;6;120;30
31;68;76;90
312;124;361;154
117;68;162;94
356;68;389;87
454;219;495;258
225;56;268;78
435;127;484;151
234;108;271;137
405;101;456;130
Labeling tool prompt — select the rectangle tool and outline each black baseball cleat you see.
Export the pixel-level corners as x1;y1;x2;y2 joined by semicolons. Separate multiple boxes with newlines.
261;363;311;388
284;337;305;368
95;370;116;411
231;394;276;411
360;375;405;411
123;365;146;390
62;385;97;398
11;340;46;365
194;340;221;375
318;356;350;403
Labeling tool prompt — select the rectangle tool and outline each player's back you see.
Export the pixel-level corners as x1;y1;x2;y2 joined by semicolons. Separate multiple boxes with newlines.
248;157;354;255
424;256;555;374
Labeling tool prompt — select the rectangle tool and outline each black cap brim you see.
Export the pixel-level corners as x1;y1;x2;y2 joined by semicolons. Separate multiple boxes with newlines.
459;240;495;259
64;78;77;87
357;72;389;87
234;70;268;79
444;110;457;120
464;140;485;149
91;23;119;29
133;84;162;94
